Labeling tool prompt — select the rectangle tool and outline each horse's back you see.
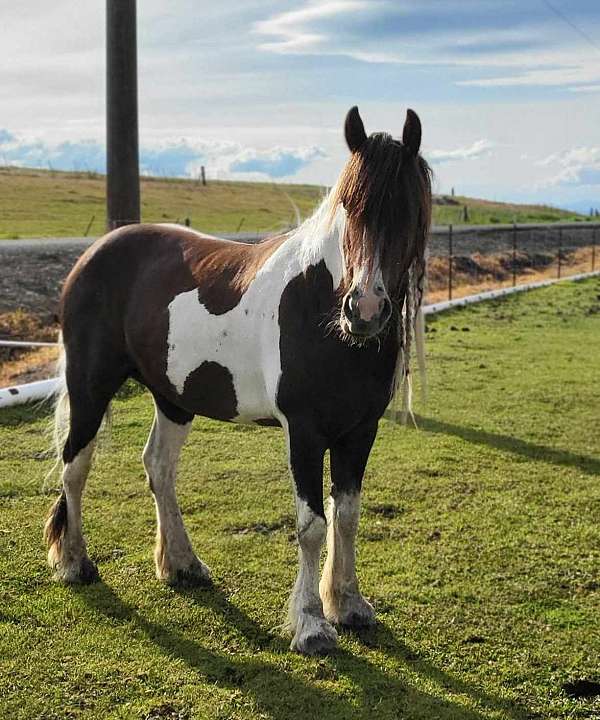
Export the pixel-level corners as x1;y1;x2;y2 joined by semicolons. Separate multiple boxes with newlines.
60;222;277;330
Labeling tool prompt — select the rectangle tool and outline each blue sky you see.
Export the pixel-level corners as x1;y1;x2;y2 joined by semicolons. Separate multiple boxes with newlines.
2;1;600;212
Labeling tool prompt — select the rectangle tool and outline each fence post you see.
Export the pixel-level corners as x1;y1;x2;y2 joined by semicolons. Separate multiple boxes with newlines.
448;224;453;301
593;227;597;272
557;227;562;279
84;214;95;237
201;166;206;186
512;223;517;287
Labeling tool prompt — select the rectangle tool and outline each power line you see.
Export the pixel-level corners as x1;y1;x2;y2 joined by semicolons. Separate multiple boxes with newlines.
541;0;600;54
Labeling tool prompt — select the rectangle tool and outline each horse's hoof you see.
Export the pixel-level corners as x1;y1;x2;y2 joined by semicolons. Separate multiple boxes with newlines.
173;567;212;588
162;558;212;588
52;556;100;584
291;620;338;655
329;595;376;628
340;605;376;628
78;557;101;584
341;610;376;628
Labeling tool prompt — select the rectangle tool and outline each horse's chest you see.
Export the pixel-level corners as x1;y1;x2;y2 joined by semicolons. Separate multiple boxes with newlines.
275;261;397;434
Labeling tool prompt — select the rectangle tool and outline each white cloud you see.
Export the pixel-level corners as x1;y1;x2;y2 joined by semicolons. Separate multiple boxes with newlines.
537;147;600;187
569;84;600;93
0;129;326;181
428;139;494;164
228;146;326;178
457;60;600;89
255;1;375;53
254;1;600;92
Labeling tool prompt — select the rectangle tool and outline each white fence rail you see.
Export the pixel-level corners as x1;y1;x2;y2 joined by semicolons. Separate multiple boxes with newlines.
0;340;59;348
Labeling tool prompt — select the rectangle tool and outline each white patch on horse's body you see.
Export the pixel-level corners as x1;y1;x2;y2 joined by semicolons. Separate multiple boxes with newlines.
166;199;345;422
320;492;375;626
143;405;210;584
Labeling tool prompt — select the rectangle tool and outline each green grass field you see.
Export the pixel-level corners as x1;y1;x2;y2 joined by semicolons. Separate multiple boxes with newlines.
0;166;587;239
0;167;323;240
1;278;599;719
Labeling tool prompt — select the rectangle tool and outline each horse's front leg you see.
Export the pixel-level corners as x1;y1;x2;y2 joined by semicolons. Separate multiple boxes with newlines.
285;421;338;654
320;421;378;627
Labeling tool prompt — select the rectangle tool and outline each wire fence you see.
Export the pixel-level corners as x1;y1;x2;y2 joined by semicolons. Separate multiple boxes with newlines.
425;222;599;302
0;221;598;320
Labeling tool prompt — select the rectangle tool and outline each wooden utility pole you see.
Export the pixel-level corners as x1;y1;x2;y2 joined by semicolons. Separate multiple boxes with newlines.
106;0;140;230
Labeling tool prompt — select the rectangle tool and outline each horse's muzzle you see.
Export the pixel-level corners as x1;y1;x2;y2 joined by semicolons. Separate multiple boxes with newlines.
341;289;392;339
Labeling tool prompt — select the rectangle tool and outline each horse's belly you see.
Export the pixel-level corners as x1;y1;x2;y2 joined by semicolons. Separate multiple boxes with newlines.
165;289;280;424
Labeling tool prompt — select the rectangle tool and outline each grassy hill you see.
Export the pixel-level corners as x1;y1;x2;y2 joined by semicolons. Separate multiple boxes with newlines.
0;166;588;240
432;195;588;226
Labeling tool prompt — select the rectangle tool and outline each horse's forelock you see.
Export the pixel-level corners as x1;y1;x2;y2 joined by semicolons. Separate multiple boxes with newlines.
334;133;432;297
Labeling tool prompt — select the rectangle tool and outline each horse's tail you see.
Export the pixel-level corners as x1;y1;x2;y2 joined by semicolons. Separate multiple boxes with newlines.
43;335;69;547
415;303;427;402
43;335;69;490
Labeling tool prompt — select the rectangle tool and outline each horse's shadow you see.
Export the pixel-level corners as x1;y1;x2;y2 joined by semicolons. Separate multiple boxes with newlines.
74;580;529;720
414;415;600;477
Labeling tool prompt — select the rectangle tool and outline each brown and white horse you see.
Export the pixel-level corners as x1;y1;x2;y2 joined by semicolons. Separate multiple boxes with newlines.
44;106;432;655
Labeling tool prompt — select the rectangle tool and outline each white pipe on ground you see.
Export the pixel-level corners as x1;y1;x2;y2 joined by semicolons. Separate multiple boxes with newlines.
0;340;59;348
0;378;60;409
423;270;600;316
1;270;599;410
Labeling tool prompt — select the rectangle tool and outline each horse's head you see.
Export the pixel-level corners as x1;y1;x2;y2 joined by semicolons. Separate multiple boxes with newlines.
334;106;432;340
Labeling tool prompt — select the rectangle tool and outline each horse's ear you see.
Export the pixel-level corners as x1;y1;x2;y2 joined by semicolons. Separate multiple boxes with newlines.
345;106;367;152
402;108;422;156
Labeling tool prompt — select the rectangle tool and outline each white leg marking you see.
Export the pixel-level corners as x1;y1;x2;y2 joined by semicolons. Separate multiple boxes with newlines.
47;440;97;582
288;497;338;654
143;407;210;585
320;492;375;626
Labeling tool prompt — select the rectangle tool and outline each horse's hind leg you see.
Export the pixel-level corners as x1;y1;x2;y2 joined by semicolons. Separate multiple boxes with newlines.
45;385;116;583
45;439;98;583
44;331;129;583
143;398;211;586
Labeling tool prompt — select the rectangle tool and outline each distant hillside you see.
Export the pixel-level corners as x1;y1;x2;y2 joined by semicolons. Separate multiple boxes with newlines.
432;195;587;226
0;166;589;239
